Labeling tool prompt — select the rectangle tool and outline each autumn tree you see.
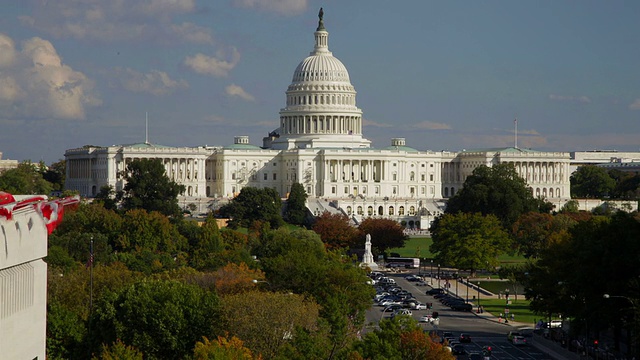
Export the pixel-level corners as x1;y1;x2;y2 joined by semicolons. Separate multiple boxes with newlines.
285;182;308;225
219;187;284;229
444;163;543;228
511;212;577;258
220;290;320;359
312;212;359;249
210;262;265;295
430;212;511;276
194;335;260;360
357;217;408;255
119;158;185;217
570;165;616;198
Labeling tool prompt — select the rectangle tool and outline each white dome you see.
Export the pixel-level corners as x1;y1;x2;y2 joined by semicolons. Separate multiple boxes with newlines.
292;54;350;84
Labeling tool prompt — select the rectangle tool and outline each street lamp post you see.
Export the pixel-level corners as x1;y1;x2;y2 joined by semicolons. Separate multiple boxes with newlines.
430;260;433;285
466;277;469;303
477;281;481;313
604;294;638;357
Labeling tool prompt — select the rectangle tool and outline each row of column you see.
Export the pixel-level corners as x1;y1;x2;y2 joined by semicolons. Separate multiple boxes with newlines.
281;115;361;135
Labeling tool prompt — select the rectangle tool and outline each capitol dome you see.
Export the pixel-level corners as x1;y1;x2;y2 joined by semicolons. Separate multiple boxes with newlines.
271;8;370;150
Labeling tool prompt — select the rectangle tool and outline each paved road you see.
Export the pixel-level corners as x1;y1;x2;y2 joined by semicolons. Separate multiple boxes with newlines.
366;271;555;360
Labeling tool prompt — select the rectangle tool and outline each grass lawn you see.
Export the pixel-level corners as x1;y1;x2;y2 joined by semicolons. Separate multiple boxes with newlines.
476;298;539;326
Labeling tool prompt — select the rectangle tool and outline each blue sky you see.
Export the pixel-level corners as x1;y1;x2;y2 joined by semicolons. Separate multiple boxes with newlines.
1;1;639;164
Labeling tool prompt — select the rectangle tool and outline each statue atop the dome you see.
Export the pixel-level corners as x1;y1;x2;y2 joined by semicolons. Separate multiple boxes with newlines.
317;7;325;31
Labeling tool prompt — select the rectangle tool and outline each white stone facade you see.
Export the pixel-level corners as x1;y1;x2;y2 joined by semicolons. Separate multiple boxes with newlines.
64;13;571;228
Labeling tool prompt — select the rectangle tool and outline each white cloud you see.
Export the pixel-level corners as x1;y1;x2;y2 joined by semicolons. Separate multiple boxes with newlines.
111;68;188;96
18;0;208;44
0;34;17;68
629;99;640;110
225;84;255;101
184;48;241;77
363;118;392;128
413;121;452;130
0;33;100;120
233;0;308;16
548;94;592;103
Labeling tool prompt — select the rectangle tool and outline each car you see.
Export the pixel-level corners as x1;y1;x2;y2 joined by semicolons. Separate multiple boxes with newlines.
507;331;523;342
512;335;527;346
546;320;562;328
412;302;427;310
452;344;466;355
391;309;412;317
459;333;471;343
382;304;403;312
426;288;445;295
419;314;433;322
468;352;483;360
450;302;473;311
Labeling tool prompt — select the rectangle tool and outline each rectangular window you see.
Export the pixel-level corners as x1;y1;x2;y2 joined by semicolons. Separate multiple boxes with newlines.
264;173;268;180
430;174;434;181
332;186;336;194
344;186;349;194
273;173;277;180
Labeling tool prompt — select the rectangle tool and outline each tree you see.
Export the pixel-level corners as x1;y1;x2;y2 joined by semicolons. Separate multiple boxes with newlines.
357;218;408;255
570;165;616;198
193;335;259;360
312;212;360;249
190;215;225;270
94;340;144;360
89;280;221;360
285;182;308;225
0;161;53;195
220;290;320;359
511;212;577;258
429;213;511;276
119;158;185;217
94;185;118;210
444;163;541;227
43;159;66;191
116;209;188;255
219;187;284;229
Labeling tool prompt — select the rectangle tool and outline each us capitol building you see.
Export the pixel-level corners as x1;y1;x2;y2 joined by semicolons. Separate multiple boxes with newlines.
64;10;571;228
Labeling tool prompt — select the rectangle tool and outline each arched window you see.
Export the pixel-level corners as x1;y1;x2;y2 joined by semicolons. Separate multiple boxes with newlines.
346;206;352;215
357;206;363;215
378;206;384;215
399;206;405;215
389;206;395;215
409;206;415;215
367;206;373;216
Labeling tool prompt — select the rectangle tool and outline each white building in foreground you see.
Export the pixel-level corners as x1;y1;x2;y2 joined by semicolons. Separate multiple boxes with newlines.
0;194;78;359
65;10;571;228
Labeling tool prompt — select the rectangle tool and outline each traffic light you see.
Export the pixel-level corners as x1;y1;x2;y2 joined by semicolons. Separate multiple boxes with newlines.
594;340;599;348
483;345;492;356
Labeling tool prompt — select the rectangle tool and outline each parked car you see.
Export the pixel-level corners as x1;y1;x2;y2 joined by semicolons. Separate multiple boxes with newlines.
419;314;433;323
391;309;412;318
459;333;471;343
450;302;473;311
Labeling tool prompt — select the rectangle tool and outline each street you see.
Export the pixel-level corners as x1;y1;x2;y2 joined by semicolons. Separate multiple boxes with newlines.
366;270;555;360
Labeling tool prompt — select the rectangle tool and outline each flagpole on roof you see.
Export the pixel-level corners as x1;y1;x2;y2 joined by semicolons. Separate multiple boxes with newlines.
514;117;518;149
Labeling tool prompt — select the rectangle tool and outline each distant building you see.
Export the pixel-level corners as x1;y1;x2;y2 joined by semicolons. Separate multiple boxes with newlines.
64;11;571;228
570;150;640;174
0;151;19;173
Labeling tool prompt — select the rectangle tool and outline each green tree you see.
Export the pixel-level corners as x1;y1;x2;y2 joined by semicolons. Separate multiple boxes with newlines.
89;280;221;360
94;339;144;360
285;182;308;225
444;163;541;227
94;185;118;210
430;213;511;276
570;165;616;198
119;158;185;217
190;215;224;270
219;187;284;229
194;335;258;360
311;212;360;250
357;218;408;255
43;159;66;191
116;209;188;254
0;161;53;195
